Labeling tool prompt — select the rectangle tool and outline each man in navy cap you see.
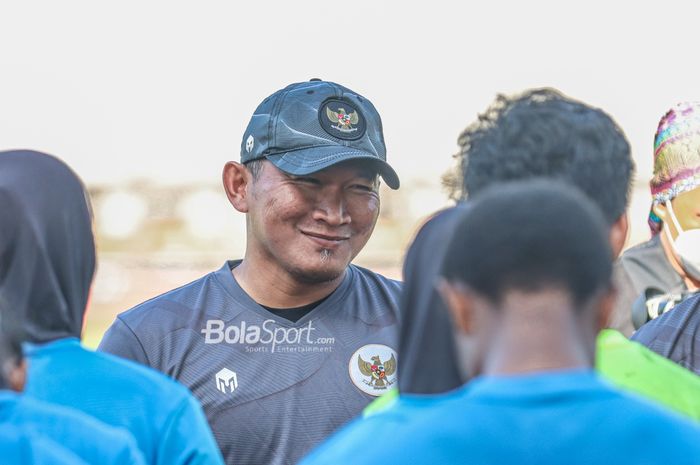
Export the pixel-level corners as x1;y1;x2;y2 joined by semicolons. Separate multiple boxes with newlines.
99;79;402;465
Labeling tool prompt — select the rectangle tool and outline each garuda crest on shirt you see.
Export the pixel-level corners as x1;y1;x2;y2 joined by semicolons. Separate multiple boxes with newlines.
326;107;359;133
358;354;397;389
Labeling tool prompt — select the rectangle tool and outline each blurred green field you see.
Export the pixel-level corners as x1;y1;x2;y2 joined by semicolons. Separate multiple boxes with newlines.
83;320;110;350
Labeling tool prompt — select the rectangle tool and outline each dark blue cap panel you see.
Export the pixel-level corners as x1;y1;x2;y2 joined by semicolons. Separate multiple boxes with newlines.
319;98;367;141
239;80;397;189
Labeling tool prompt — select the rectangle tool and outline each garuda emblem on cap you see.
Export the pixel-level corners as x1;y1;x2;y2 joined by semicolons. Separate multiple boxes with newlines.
319;99;366;141
326;106;359;133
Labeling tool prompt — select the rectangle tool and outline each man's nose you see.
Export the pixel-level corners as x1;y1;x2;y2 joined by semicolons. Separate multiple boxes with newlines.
312;189;351;226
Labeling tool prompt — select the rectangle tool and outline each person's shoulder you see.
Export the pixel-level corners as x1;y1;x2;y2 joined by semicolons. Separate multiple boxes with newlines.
631;294;700;371
621;235;660;256
300;390;467;465
606;384;700;440
580;382;700;462
17;394;138;444
48;340;196;408
299;414;395;464
116;265;227;326
346;264;401;318
84;346;195;400
617;235;667;274
634;293;700;343
349;264;401;289
413;206;466;242
299;394;442;465
630;312;664;344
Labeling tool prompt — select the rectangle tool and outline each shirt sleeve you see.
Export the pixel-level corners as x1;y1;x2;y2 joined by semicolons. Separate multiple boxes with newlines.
98;317;151;366
156;394;225;465
113;435;148;465
631;294;700;375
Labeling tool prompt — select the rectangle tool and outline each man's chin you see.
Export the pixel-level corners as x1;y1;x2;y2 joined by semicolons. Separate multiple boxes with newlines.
285;257;349;285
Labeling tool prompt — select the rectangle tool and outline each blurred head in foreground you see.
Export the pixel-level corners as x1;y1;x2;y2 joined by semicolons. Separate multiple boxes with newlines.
439;180;614;378
445;88;633;257
400;89;634;394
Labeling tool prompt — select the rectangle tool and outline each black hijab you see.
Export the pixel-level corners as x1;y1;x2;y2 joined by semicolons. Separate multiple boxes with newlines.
397;206;465;394
0;150;95;343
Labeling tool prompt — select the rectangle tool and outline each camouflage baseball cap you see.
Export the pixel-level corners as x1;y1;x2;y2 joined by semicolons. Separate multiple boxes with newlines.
240;79;400;189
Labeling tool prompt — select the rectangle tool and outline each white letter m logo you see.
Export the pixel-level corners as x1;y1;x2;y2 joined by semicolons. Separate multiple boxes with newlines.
215;368;238;393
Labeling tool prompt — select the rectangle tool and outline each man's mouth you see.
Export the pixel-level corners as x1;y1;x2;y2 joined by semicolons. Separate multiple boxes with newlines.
301;231;350;249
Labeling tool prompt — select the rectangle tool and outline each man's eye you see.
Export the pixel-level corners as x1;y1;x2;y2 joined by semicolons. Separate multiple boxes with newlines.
295;177;320;185
351;184;374;192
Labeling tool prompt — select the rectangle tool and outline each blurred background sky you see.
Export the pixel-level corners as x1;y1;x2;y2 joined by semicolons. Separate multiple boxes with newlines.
1;0;698;345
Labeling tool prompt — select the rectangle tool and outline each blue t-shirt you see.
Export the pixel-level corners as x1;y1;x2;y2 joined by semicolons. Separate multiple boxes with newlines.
0;390;144;464
301;370;700;465
98;261;401;465
0;424;90;465
23;338;223;465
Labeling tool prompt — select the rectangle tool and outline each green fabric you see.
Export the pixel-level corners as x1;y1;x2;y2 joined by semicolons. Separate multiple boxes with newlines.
597;328;700;421
362;387;399;417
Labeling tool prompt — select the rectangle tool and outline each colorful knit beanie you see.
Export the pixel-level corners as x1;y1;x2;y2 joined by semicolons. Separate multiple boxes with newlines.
648;102;700;235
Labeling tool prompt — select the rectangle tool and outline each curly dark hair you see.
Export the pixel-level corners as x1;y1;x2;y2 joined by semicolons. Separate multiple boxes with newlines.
444;88;634;225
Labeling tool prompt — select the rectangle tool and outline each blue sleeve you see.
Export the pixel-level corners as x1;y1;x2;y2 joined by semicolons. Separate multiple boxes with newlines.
98;317;151;366
157;393;225;465
111;434;148;465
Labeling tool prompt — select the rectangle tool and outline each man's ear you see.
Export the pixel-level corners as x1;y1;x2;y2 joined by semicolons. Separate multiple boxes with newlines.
437;279;475;334
8;359;26;392
609;214;629;259
596;286;617;331
652;202;669;224
652;202;677;237
223;162;252;213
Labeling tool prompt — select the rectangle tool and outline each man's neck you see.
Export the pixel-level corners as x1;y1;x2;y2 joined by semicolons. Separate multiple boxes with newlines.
659;228;700;290
232;257;345;308
481;291;595;376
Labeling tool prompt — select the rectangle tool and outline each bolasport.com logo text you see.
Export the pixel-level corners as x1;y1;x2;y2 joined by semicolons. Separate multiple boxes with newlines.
201;319;335;353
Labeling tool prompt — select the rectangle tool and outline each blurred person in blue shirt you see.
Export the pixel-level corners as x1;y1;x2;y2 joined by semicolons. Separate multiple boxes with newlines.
0;316;145;464
0;149;224;465
303;181;700;465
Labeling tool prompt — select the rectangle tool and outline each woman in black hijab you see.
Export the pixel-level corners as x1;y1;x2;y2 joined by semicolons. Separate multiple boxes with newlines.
0;149;223;465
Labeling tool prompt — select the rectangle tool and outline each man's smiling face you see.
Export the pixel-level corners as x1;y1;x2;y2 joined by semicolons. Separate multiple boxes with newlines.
244;159;380;284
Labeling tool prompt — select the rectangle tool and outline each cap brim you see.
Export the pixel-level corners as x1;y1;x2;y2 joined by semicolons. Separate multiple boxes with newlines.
265;146;400;189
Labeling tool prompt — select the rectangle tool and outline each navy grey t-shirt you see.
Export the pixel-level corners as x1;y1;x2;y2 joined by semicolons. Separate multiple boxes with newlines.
99;261;401;465
632;293;700;375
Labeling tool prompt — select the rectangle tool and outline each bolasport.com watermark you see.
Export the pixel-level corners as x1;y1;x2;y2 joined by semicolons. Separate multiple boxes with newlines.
201;319;335;353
